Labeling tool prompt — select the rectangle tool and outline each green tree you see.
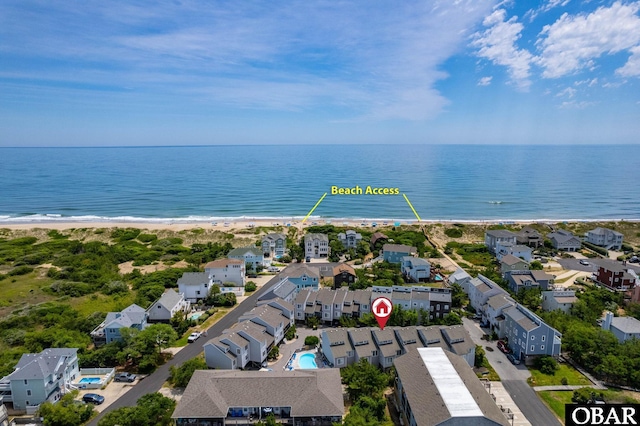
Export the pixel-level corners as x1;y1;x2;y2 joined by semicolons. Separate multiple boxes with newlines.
268;345;279;360
168;357;208;388
534;355;559;375
530;260;543;270
285;324;296;340
38;391;93;426
98;392;176;426
304;335;319;346
474;345;486;368
341;359;390;401
245;281;257;292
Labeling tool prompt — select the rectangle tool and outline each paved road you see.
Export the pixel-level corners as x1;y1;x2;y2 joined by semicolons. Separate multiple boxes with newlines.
462;318;562;426
502;380;562;426
88;275;282;426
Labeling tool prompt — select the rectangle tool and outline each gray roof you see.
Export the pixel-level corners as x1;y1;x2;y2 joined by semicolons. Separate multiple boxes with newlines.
258;278;297;302
7;348;78;381
611;316;640;334
402;256;430;266
228;246;263;257
547;231;580;244
104;304;147;328
487;294;514;310
239;305;286;331
284;263;320;279
263;233;286;241
177;272;209;286
323;329;353;359
500;254;528;266
172;369;344;419
152;289;184;311
383;243;417;253
504;306;538;332
441;325;475;357
486;230;517;238
304;233;328;242
393;347;510;426
348;328;376;358
530;270;554;282
371;328;401;358
589;227;622;236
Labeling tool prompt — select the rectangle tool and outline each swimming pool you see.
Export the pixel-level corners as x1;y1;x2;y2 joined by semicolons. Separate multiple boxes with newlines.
189;312;203;320
79;377;101;384
298;353;318;369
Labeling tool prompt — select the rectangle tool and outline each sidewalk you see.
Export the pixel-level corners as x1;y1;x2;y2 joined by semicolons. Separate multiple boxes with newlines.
487;382;532;426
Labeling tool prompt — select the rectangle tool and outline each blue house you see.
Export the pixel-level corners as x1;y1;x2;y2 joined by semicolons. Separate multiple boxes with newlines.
228;246;264;271
90;304;149;346
0;348;79;412
382;244;417;264
283;264;319;291
503;304;562;363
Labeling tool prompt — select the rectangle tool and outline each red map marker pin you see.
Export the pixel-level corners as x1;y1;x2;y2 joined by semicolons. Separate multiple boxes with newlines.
372;296;393;330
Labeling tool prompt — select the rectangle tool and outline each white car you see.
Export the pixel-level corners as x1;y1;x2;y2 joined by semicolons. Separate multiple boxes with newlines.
579;259;590;266
188;332;203;343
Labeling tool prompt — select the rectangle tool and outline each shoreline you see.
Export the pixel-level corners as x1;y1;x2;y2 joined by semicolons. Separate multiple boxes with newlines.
1;217;639;232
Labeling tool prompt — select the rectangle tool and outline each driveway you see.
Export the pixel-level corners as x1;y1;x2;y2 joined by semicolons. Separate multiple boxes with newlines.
462;318;562;426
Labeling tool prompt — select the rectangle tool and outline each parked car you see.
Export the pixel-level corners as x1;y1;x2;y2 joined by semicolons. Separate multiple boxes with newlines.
506;353;521;365
82;393;105;405
579;259;590;266
497;340;510;354
305;256;311;263
114;372;136;382
267;266;280;272
188;332;203;343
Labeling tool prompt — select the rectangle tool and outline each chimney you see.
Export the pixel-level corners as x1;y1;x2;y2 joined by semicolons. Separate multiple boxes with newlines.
603;311;613;331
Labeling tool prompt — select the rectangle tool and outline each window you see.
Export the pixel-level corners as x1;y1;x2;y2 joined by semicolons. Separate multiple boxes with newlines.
372;350;378;356
157;305;161;309
531;345;534;351
27;389;32;396
541;345;545;350
24;379;28;385
531;335;535;340
541;335;546;342
196;290;201;295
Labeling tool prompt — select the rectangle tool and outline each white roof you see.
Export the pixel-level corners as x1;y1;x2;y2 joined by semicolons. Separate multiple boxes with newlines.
418;347;483;418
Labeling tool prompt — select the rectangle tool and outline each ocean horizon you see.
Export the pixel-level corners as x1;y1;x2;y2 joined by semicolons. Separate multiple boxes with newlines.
1;144;638;224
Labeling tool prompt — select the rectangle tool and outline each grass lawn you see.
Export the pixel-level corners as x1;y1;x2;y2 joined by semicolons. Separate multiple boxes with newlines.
528;364;592;387
0;270;55;316
67;292;136;317
538;390;572;423
174;308;230;346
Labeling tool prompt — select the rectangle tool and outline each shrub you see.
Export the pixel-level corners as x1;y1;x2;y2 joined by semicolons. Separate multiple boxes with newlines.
8;265;34;276
444;228;463;238
535;355;559;375
244;282;257;292
583;241;608;256
137;233;158;243
111;228;141;242
304;335;319;346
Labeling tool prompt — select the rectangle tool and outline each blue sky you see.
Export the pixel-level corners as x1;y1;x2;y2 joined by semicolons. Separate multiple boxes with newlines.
1;0;639;146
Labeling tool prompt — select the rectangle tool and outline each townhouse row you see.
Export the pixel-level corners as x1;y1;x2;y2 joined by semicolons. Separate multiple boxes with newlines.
204;298;295;370
293;285;452;324
450;270;562;363
319;324;476;369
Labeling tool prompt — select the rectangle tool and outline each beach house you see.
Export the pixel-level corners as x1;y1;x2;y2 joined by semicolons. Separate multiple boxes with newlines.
542;290;577;313
586;227;623;250
177;271;212;302
484;230;517;255
516;227;543;247
90;304;149;346
337;230;362;249
601;311;640;343
304;233;329;259
147;289;190;322
261;233;287;258
505;269;555;293
333;263;356;288
382;243;417;263
228;246;264;272
400;256;431;283
495;241;533;262
594;259;638;290
283;263;319;291
500;254;529;275
547;230;581;251
0;349;79;412
204;258;245;286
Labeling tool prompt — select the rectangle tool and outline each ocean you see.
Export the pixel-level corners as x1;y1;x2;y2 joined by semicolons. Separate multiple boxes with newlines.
0;144;638;223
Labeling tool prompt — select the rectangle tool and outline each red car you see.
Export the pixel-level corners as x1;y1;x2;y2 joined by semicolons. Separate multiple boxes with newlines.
497;340;511;354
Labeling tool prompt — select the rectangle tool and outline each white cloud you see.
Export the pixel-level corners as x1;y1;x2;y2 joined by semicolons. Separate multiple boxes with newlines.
557;87;576;98
471;9;533;90
525;0;571;22
536;2;640;78
617;45;640;77
559;100;596;109
574;78;598;87
478;76;493;86
0;0;497;121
